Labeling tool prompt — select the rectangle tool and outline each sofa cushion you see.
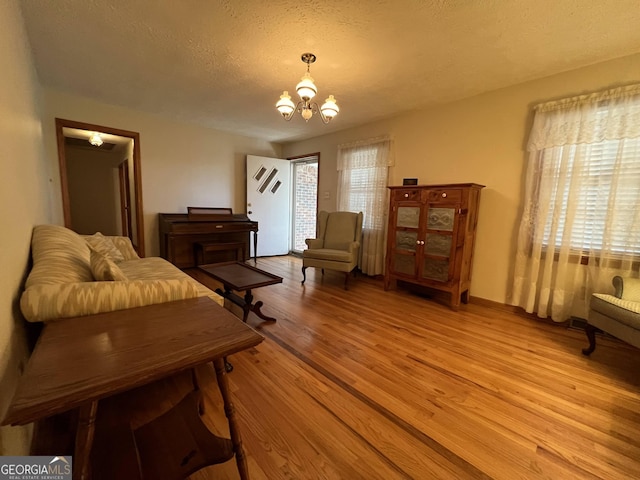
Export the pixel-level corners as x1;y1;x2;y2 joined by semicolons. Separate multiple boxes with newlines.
25;225;93;288
109;236;140;261
303;248;354;262
20;278;200;322
119;257;223;304
90;249;128;281
85;232;126;262
21;225;224;322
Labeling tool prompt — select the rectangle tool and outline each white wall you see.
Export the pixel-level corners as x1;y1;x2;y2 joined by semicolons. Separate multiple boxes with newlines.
282;53;640;305
0;0;52;455
42;90;283;256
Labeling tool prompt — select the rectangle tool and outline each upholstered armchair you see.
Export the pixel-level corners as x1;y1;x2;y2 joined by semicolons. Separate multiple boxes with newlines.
583;276;640;355
301;211;363;289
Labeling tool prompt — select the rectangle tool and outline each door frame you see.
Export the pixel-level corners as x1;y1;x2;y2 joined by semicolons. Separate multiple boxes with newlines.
55;118;145;257
288;152;320;253
118;159;133;238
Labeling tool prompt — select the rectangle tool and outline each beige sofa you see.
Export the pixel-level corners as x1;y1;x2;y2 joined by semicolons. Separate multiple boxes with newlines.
583;276;640;355
20;224;223;323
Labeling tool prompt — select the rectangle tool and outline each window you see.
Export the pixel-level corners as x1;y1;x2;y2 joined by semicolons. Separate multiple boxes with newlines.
337;137;393;276
512;84;640;322
538;135;640;255
340;152;388;228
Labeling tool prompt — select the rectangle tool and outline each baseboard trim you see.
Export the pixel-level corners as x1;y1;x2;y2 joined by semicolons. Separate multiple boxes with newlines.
468;296;568;326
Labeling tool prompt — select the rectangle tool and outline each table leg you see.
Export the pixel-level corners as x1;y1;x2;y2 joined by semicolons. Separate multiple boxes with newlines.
243;289;276;322
242;290;253;322
251;301;277;322
217;286;277;324
213;358;249;480
253;232;258;264
74;400;98;480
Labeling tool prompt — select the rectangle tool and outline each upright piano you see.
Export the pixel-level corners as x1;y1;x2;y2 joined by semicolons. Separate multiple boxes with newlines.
159;207;258;268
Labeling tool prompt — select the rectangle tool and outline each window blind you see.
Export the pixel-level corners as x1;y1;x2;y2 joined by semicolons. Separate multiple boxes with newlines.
540;136;640;255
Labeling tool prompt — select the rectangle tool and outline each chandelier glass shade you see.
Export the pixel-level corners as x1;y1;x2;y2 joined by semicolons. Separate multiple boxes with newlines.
89;132;103;146
276;53;339;124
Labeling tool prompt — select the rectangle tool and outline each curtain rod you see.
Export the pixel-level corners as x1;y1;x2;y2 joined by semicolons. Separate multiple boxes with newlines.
533;83;640;113
338;135;392;149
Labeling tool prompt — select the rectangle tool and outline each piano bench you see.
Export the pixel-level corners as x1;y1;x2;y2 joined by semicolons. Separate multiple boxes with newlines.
195;242;246;266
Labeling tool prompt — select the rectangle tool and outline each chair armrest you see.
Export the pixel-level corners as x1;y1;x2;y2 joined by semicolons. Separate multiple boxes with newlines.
305;238;323;249
613;276;640;301
347;241;361;253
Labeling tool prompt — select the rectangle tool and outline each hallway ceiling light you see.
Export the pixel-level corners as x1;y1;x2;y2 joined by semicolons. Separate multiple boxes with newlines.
276;53;339;124
89;132;103;146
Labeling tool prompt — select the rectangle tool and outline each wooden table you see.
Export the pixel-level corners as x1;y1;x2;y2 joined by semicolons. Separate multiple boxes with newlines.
198;261;283;323
2;297;263;480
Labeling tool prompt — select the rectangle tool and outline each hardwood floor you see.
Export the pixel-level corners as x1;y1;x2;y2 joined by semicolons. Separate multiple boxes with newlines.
185;256;640;480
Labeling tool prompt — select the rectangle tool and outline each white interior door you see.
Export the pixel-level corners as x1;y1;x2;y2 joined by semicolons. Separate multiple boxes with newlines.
246;155;291;256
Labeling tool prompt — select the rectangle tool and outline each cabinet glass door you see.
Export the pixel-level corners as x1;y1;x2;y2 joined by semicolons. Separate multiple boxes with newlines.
396;231;418;251
422;207;456;282
427;208;455;231
390;205;421;277
397;206;421;228
424;233;451;257
422;258;450;282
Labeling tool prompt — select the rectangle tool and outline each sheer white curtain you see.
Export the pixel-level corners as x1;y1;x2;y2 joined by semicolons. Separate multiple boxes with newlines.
512;84;640;322
337;136;393;276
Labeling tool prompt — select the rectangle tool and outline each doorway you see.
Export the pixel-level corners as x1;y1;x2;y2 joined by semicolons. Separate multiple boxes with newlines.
246;155;291;256
245;153;319;257
55;118;145;257
291;155;319;253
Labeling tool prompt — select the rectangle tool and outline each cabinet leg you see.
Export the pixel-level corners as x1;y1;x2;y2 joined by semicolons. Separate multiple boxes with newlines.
384;276;396;291
450;287;461;311
461;290;470;304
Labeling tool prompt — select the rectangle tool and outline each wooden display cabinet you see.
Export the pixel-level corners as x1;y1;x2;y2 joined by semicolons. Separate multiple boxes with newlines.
384;183;484;309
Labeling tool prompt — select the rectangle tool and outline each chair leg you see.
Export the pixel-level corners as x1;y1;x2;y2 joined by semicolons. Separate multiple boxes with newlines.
582;323;597;356
301;266;307;285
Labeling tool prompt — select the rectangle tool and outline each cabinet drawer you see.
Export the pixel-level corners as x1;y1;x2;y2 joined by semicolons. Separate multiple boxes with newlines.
427;188;462;204
393;189;421;202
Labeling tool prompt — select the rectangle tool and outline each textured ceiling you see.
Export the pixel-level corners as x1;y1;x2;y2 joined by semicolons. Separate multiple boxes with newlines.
19;0;640;143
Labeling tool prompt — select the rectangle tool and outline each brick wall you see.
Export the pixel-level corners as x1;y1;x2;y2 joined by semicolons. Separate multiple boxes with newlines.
293;163;318;251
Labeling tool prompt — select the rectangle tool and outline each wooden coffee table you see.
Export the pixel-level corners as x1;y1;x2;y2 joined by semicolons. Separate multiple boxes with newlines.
198;261;283;323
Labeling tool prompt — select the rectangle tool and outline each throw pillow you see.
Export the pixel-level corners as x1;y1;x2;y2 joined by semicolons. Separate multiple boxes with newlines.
86;232;125;263
90;248;128;281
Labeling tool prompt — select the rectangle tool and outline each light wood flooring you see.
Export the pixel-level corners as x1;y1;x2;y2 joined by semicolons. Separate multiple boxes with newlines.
184;255;640;480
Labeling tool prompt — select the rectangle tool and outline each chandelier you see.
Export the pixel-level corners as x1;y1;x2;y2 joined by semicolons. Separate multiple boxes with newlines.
89;132;103;146
276;53;339;124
